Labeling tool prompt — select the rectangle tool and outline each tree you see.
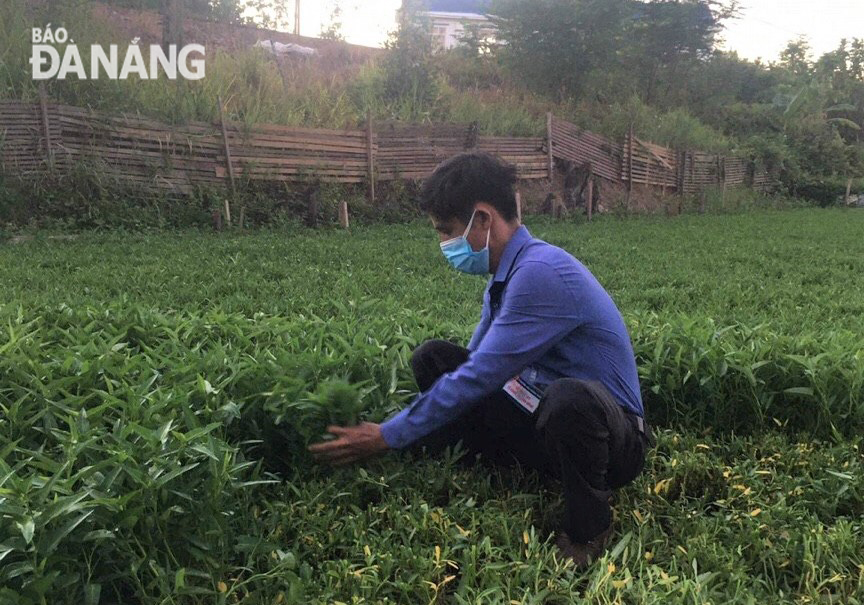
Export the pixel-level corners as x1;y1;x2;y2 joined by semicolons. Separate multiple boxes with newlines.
381;0;440;108
320;1;345;42
454;23;494;59
850;39;864;81
160;0;184;50
103;0;291;28
489;0;738;104
624;0;739;106
104;0;219;20
779;37;813;78
490;0;630;101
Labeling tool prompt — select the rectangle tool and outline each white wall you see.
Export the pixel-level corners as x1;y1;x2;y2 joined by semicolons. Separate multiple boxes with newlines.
426;11;494;51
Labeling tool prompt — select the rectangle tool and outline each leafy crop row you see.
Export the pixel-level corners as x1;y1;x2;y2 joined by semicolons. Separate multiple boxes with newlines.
1;209;862;603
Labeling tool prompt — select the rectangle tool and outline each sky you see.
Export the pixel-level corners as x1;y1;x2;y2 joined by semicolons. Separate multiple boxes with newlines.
720;0;864;62
293;0;863;63
292;0;402;48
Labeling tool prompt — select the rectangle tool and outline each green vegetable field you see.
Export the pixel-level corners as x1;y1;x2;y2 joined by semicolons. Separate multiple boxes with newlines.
1;209;863;604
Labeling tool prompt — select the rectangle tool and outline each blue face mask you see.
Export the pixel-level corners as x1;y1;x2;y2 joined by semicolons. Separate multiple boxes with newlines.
440;209;490;275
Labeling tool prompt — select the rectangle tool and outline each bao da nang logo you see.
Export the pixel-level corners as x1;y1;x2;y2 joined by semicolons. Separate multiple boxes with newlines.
30;26;205;80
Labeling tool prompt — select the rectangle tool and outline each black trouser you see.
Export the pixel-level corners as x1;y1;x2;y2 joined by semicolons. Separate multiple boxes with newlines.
407;339;652;543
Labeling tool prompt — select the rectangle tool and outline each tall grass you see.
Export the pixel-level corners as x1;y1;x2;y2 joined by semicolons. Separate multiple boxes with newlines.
557;95;736;153
2;0;740;146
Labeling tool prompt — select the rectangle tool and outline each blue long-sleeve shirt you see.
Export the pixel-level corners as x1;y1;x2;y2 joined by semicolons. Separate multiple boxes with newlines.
379;225;643;449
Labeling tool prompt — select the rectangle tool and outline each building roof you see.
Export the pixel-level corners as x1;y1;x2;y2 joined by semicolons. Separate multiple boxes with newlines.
424;0;491;15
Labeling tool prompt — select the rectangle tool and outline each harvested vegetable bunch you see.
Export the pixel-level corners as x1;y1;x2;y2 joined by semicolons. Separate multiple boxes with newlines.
245;378;368;473
307;378;366;427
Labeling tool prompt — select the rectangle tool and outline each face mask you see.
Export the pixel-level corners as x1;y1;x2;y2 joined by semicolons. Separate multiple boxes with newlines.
440;209;490;275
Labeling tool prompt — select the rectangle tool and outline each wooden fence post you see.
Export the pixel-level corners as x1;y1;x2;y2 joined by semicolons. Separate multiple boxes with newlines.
845;177;852;205
625;123;634;212
38;83;54;172
515;190;522;222
645;146;652;204
689;151;696;213
661;157;667;197
719;156;727;208
546;111;554;183
586;164;594;222
464;121;478;150
217;96;234;226
699;158;708;214
366;110;376;204
338;200;350;229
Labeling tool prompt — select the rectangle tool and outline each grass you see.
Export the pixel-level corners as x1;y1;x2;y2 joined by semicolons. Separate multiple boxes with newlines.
0;209;863;603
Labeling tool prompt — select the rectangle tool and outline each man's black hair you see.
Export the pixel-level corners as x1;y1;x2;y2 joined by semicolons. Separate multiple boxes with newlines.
419;152;518;224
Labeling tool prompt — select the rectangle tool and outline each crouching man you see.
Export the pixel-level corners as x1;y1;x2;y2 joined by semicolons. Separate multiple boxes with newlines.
309;152;652;568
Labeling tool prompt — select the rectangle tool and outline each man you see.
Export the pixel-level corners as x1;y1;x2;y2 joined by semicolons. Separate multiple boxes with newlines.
309;152;652;568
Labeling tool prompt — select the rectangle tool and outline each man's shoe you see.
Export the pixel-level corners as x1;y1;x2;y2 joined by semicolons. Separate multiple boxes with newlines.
555;524;614;569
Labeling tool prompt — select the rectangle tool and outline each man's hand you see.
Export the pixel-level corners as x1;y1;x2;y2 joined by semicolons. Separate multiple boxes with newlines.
308;422;389;466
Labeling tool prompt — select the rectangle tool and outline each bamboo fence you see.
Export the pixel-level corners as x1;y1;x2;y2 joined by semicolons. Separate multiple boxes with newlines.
0;100;779;211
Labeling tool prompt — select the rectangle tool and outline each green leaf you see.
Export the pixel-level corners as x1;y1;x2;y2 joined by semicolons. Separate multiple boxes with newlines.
17;518;34;545
153;463;199;487
826;117;861;131
157;420;174;444
41;510;94;555
825;103;857;113
82;530;116;541
84;583;101;605
607;531;631;560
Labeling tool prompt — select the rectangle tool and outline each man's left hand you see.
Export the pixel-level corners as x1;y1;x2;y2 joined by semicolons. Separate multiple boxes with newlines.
308;422;389;466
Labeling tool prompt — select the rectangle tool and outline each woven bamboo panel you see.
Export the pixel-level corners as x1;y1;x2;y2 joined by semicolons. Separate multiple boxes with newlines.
0;102;64;175
723;157;748;186
376;121;469;180
57;105;371;188
753;166;779;192
680;152;721;194
622;134;677;189
549;117;622;182
475;136;547;179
